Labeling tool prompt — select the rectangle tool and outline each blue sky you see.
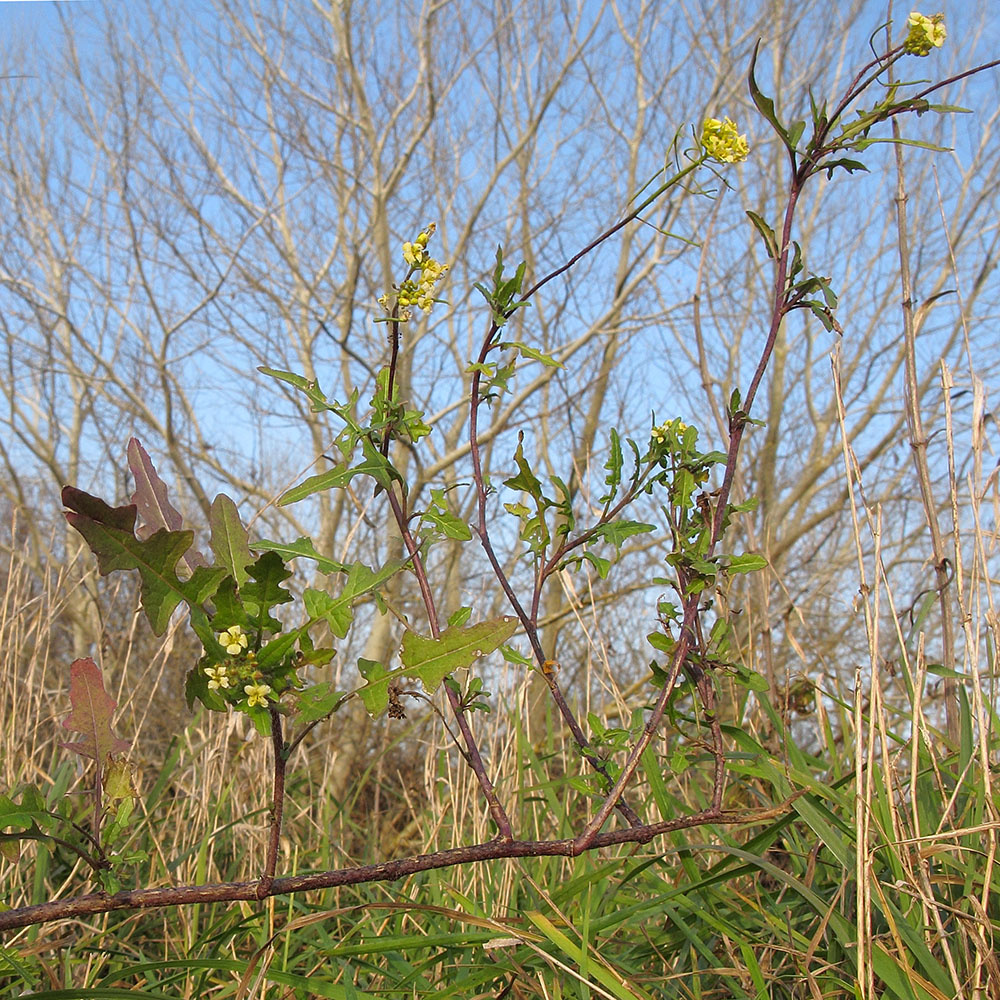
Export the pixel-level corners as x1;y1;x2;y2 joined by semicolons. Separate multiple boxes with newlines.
0;1;996;586
0;0;90;36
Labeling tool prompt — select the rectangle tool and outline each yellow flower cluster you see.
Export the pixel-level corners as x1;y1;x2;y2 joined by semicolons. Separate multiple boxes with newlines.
378;224;449;321
205;664;232;691
700;118;749;164
904;11;945;55
204;624;273;709
651;419;689;446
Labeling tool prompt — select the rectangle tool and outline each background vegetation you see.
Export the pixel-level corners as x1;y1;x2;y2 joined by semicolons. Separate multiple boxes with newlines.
1;0;998;997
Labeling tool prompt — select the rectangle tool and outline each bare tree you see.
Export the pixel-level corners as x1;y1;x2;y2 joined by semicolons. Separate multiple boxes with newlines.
0;0;996;769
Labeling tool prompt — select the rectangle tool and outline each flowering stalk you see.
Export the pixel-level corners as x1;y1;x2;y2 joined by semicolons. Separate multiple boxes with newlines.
376;225;449;464
468;122;748;824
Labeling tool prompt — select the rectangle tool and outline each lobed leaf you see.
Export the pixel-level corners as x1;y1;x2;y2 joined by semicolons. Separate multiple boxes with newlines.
399;618;519;690
240;551;293;633
358;618;518;717
254;535;350;575
209;494;254;586
125;438;204;590
64;486;225;634
60;658;131;762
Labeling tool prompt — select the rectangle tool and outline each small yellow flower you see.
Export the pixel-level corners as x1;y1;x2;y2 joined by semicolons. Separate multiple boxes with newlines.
204;664;232;691
244;682;272;708
701;117;749;164
218;625;248;656
904;12;945;55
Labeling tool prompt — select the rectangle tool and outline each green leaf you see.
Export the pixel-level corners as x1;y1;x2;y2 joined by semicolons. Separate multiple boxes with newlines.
646;631;675;654
581;550;611;579
503;502;531;518
259;367;335;413
399;618;519;692
240;551;293;633
211;576;248;630
304;588;354;640
304;559;408;639
748;41;792;151
788;240;804;282
603;428;623;496
358;618;519;717
475;246;531;324
726;553;769;574
737;668;769;692
500;644;532;666
746;210;779;259
804;300;839;332
821;157;869;179
0;793;48;832
356;434;404;491
246;703;273;737
448;606;473;627
356;658;391;717
279;464;356;505
504;433;543;499
590;519;656;549
63;486;225;635
503;341;563;368
296;682;346;725
254;535;349;575
851;136;950;154
186;663;229;712
422;507;472;541
209;494;254;586
256;630;300;668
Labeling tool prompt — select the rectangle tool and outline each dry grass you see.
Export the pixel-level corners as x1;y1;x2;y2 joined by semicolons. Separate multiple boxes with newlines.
2;350;999;996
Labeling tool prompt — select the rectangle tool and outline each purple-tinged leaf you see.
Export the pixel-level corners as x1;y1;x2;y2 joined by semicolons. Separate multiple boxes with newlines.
127;438;206;570
128;438;182;535
63;486;226;634
60;658;130;762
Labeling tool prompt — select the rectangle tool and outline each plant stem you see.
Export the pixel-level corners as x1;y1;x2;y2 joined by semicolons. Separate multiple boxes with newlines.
383;483;514;840
258;705;286;896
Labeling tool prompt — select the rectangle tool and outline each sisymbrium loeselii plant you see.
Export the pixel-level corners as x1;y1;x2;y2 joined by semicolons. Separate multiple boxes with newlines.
1;10;996;936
